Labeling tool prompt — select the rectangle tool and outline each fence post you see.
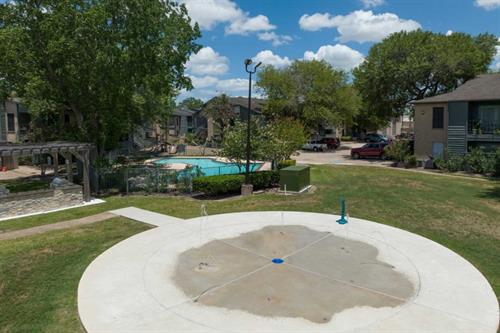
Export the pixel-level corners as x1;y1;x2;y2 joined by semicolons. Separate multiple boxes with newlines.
125;167;129;195
156;167;160;193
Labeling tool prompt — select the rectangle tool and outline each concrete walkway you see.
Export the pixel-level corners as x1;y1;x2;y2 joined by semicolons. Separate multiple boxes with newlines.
0;212;116;241
110;207;185;227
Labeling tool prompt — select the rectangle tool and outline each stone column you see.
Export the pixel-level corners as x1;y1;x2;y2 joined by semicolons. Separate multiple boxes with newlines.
62;152;73;183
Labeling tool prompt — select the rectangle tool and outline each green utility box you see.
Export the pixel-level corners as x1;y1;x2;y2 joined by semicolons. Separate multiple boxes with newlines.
279;165;310;192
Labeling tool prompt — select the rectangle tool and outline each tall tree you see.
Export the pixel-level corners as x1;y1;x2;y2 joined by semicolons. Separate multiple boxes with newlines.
257;60;360;133
202;94;235;142
0;0;201;153
353;30;498;128
178;97;204;110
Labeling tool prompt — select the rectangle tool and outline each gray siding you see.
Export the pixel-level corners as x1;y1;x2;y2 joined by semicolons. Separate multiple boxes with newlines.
0;102;5;142
447;102;468;154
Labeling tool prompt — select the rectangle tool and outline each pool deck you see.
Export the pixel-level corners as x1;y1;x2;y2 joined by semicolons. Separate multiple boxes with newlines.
78;209;499;333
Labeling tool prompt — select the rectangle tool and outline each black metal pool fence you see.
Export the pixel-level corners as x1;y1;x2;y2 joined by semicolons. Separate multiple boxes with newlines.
95;164;250;194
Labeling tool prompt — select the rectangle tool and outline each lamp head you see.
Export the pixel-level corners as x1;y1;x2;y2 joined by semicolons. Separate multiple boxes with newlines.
244;59;253;66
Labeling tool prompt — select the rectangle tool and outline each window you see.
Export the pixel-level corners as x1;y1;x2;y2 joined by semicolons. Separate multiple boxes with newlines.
7;114;15;132
432;142;444;157
432;107;444;129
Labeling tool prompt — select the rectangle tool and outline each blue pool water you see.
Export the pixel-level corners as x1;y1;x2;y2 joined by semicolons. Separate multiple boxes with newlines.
155;157;262;177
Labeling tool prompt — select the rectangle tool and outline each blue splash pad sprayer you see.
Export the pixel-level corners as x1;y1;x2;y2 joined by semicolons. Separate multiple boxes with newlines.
336;197;348;225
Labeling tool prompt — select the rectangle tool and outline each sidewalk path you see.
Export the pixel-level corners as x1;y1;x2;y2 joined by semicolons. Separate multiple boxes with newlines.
110;207;185;227
0;212;116;241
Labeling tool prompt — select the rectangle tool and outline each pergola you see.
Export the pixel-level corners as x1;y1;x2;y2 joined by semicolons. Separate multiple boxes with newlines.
0;141;93;201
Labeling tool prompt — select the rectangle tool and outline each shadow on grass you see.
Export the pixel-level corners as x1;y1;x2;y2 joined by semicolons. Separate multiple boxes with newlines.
479;184;500;201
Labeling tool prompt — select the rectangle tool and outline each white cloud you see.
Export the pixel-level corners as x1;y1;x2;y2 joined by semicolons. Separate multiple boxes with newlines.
182;75;256;99
180;0;242;30
474;0;500;10
303;44;365;71
225;14;275;35
215;78;249;92
446;30;453;36
180;0;282;43
253;50;292;68
189;75;219;88
299;13;337;31
492;45;500;70
186;47;229;76
299;10;421;43
257;32;292;46
361;0;385;8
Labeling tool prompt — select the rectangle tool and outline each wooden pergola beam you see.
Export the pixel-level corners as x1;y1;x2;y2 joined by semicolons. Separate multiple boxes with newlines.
0;141;94;202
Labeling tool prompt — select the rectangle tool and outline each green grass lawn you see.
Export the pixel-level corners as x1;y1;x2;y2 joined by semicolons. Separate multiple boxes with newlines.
0;218;151;333
0;165;499;332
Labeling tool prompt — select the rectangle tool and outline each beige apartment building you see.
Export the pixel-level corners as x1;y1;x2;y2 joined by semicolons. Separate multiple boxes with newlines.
413;74;500;158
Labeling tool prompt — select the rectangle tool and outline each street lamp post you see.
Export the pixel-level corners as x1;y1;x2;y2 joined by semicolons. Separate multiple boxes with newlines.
243;59;262;194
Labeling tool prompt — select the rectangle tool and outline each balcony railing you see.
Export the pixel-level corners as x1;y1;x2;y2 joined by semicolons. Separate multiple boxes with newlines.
467;122;500;135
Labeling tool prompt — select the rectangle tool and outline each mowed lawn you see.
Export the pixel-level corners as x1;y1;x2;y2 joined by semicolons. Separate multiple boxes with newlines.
0;165;499;332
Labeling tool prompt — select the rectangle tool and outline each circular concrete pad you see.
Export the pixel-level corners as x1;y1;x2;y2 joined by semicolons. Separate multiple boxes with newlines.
78;211;499;332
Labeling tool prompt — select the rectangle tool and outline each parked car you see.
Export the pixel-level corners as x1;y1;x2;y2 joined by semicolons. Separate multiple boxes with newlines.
319;137;340;149
302;140;328;152
364;133;388;143
351;142;388;159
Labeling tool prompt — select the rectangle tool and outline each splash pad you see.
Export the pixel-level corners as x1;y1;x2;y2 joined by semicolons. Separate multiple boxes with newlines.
78;210;499;332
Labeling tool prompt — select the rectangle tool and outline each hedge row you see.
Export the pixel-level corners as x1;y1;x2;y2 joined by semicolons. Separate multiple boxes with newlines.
192;171;279;196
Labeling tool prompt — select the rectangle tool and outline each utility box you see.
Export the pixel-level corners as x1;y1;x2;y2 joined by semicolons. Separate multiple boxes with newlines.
279;165;310;192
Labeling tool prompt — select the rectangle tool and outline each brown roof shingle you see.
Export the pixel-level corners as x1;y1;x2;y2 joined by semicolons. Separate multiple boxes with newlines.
412;73;500;104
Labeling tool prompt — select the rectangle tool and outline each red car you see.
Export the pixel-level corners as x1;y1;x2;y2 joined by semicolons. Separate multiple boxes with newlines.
351;142;387;159
319;137;340;149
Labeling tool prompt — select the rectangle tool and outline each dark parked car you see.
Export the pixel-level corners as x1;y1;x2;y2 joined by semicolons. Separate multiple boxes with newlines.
319;137;340;149
351;143;388;159
364;133;388;143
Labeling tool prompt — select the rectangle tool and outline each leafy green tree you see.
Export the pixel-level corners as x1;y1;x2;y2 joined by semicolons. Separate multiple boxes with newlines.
219;118;307;171
257;60;360;133
178;97;204;110
0;0;201;153
354;30;498;128
202;94;235;142
219;120;266;173
262;118;307;168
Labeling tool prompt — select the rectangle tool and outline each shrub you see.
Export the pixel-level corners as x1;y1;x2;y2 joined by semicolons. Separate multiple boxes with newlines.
340;136;352;141
464;148;488;174
494;149;500;177
434;150;465;172
384;141;410;162
404;155;417;168
192;171;279;195
248;170;280;190
193;174;244;195
277;159;296;169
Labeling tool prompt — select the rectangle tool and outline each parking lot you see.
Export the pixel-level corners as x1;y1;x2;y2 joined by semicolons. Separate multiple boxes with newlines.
293;141;394;167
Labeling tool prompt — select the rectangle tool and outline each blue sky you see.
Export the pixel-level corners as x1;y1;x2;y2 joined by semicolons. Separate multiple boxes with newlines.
180;0;500;101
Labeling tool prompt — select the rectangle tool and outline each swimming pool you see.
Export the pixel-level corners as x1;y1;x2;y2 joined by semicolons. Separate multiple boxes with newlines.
154;157;262;177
